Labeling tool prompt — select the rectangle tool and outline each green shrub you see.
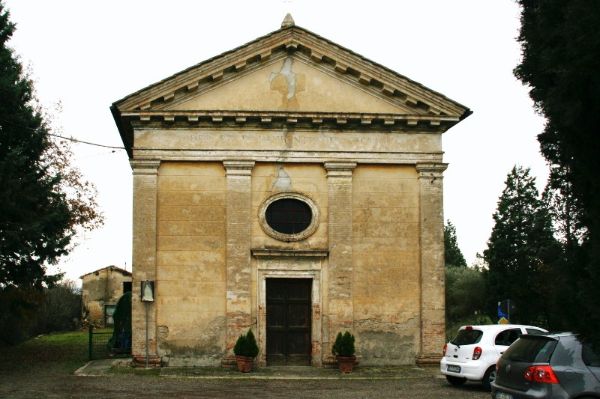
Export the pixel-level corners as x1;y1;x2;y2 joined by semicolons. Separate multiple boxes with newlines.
233;329;259;358
332;331;355;357
33;281;81;334
445;266;489;339
0;281;81;346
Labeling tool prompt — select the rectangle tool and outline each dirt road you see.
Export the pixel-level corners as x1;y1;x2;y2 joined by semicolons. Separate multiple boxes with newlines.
1;365;489;398
0;333;489;398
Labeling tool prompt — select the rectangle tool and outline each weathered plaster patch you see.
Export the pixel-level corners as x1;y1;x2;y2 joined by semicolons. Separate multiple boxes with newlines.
269;57;305;108
157;325;169;340
158;316;226;366
357;330;416;365
271;165;292;191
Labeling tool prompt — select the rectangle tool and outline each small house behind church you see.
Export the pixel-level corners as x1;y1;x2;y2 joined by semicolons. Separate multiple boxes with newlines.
112;15;470;367
80;265;132;327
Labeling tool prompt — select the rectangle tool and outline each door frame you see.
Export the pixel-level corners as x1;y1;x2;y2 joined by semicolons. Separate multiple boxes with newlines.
254;249;326;367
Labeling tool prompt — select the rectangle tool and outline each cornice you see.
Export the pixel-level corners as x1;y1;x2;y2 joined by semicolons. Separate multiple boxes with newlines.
132;150;442;165
251;248;329;258
123;110;459;131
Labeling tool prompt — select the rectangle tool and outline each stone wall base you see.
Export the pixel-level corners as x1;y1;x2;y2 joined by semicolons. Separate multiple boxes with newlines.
416;353;442;366
220;355;237;369
132;355;162;368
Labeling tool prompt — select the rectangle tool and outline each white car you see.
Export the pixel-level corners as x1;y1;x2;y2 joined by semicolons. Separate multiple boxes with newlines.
440;324;548;390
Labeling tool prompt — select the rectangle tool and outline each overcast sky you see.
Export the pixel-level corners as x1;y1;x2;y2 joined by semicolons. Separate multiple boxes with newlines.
4;0;548;283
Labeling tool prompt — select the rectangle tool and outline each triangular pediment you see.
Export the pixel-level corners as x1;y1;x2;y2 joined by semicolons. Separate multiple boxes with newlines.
114;25;469;117
159;55;413;114
112;22;471;156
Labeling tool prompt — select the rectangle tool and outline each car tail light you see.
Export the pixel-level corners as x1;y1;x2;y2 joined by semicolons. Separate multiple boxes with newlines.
472;346;482;360
523;365;559;384
443;343;447;356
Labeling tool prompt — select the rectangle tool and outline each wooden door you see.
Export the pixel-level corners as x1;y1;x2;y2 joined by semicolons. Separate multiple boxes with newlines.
266;278;312;365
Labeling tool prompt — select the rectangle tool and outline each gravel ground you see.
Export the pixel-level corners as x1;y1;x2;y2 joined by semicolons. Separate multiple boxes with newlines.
1;361;490;399
0;334;489;399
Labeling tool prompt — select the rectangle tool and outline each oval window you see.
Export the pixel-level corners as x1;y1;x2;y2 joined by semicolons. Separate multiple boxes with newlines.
265;198;312;234
259;193;319;242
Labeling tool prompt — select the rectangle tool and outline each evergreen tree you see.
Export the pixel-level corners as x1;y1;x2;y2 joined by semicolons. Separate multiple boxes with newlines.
444;220;467;267
0;2;101;344
515;0;600;346
483;166;557;325
540;169;586;331
542;166;586;249
0;2;101;289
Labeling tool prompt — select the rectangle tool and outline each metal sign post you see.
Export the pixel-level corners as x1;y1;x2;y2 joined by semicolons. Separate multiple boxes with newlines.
145;301;149;368
141;280;155;369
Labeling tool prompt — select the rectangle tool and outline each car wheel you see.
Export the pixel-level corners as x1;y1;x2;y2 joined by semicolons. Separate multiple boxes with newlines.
446;375;467;386
482;366;496;391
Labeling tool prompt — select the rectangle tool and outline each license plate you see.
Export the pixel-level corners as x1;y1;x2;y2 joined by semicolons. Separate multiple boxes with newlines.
495;393;513;399
446;365;461;373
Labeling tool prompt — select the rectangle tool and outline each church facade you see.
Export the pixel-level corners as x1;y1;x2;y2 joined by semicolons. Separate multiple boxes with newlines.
112;16;470;367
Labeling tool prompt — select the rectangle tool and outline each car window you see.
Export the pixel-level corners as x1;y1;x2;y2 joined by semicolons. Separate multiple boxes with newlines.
451;329;483;345
582;343;600;367
505;336;557;363
495;328;522;346
526;328;546;335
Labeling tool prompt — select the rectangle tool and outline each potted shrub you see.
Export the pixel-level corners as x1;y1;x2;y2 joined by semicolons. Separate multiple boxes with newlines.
332;331;356;373
233;329;259;372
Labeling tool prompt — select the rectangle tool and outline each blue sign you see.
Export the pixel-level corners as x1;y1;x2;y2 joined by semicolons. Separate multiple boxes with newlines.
498;301;508;319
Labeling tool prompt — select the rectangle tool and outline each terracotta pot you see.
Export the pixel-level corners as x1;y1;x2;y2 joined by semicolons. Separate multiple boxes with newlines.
336;355;356;373
235;355;254;373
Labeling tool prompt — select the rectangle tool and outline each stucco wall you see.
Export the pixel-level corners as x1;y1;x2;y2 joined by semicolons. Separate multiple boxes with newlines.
251;163;328;249
352;165;420;364
150;160;427;365
156;162;227;365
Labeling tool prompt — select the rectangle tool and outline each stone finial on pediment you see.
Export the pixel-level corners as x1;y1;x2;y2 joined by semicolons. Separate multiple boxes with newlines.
281;13;295;28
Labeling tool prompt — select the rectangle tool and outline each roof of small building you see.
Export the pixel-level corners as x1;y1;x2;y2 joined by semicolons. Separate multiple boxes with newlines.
79;265;132;279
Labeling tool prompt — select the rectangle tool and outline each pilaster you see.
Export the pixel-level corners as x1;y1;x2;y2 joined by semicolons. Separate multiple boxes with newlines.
130;159;161;366
223;160;255;364
416;162;447;365
324;161;356;363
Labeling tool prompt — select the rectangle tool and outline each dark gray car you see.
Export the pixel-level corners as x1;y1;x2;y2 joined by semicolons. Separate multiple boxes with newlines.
491;333;600;399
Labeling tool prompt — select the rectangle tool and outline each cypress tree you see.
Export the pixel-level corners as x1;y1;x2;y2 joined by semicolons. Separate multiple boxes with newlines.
444;220;467;268
515;0;600;346
483;166;557;325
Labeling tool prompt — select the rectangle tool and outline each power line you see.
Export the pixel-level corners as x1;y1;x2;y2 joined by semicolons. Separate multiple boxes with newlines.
1;118;125;150
48;133;125;150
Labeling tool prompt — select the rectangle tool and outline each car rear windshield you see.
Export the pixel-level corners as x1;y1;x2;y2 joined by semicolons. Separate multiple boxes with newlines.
451;329;483;346
505;336;557;363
